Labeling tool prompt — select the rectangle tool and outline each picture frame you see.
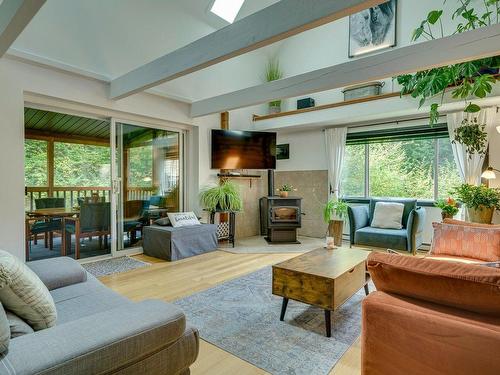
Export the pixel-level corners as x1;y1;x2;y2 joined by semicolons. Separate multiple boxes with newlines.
276;144;289;160
348;0;397;58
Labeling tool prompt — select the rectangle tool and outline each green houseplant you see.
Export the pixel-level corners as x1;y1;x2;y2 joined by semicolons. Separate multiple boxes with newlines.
323;199;349;247
396;0;500;125
451;183;500;223
199;180;242;212
277;183;294;198
265;58;284;114
434;197;460;220
452;117;488;159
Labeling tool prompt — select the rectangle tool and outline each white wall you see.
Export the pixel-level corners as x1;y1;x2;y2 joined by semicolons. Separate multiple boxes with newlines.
0;57;193;260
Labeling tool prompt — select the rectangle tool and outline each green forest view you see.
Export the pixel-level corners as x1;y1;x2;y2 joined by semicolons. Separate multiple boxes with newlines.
341;137;461;200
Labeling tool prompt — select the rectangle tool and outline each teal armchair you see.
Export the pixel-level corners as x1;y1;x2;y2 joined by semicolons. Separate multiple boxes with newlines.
347;198;426;255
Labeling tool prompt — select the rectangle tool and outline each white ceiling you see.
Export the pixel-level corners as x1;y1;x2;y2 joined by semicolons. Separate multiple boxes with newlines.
10;0;280;102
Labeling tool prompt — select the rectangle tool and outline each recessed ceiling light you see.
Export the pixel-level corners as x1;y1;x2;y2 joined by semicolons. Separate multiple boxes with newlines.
210;0;245;23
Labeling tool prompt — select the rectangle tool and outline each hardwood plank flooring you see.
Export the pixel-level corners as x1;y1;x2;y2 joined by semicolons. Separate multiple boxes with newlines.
100;250;362;375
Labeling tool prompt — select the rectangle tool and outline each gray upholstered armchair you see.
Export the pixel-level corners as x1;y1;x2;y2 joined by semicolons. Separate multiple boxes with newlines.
347;198;426;255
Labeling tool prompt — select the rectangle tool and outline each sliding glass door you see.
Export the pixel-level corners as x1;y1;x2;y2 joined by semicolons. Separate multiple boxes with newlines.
113;121;183;253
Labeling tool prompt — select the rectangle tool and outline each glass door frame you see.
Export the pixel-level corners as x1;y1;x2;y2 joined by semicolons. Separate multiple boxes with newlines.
110;117;186;257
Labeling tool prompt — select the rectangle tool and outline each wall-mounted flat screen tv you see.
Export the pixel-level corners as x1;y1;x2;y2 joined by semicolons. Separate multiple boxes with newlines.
211;130;276;170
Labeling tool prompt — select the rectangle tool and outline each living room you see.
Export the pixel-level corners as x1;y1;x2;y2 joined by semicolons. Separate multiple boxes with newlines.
0;0;499;374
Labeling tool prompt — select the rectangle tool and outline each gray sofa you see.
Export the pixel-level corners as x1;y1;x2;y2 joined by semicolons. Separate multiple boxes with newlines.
143;224;218;261
347;198;426;255
0;257;199;374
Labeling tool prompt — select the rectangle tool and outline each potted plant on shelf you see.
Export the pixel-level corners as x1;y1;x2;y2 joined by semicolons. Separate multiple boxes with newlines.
323;198;349;248
396;1;500;125
277;184;294;198
265;58;284;114
434;197;460;220
452;117;488;159
451;184;500;224
199;180;243;213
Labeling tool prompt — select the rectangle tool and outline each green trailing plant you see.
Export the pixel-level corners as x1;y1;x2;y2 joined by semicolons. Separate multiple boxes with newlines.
434;197;460;216
199;180;242;212
323;199;349;223
265;58;284;109
451;183;500;210
396;0;500;125
278;183;294;192
452;117;488;158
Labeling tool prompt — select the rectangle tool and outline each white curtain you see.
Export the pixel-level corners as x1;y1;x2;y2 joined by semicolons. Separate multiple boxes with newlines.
324;127;348;199
447;107;496;186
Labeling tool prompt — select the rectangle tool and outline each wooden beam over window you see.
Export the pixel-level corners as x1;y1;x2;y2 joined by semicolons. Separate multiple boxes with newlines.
0;0;46;57
190;23;500;117
109;0;386;100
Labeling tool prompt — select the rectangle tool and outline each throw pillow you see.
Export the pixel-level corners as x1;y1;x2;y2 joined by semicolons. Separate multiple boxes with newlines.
0;250;57;330
154;217;171;226
0;304;9;354
371;202;404;229
167;212;200;227
6;311;34;338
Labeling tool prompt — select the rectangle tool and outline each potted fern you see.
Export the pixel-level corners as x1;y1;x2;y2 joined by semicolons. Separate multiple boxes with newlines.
200;180;242;213
451;184;500;224
265;58;284;114
323;199;349;247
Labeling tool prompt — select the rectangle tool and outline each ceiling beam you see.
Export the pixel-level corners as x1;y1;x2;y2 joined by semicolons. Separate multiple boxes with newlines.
110;0;387;100
0;0;46;58
190;23;500;117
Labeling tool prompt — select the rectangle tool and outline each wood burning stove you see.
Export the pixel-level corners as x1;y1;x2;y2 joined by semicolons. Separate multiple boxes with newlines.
259;196;302;243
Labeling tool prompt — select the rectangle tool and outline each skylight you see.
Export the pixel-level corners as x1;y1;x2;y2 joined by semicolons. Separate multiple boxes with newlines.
210;0;245;23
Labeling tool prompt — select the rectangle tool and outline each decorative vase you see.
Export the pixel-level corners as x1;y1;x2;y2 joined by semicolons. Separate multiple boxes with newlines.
467;206;495;224
279;191;288;198
441;212;453;221
328;219;344;248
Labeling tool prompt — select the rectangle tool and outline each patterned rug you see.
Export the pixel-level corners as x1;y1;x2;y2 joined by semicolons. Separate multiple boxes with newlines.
82;256;150;277
175;267;372;375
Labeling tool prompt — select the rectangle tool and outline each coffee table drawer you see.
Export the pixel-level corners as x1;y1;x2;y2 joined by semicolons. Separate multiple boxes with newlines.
272;267;333;310
332;261;365;309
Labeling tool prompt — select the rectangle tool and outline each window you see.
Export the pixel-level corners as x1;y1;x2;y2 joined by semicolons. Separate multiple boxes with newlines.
54;142;111;187
341;124;461;200
210;0;244;23
25;139;48;187
128;145;153;187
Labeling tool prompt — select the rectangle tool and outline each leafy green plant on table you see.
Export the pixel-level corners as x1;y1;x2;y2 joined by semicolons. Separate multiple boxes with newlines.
451;183;500;210
434;197;460;217
278;184;294;192
199;180;242;212
323;199;349;223
265;58;284;110
452;117;488;158
396;0;500;125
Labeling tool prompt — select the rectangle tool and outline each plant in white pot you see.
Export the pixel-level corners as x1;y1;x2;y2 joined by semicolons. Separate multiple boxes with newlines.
265;58;283;114
199;180;242;213
323;199;349;248
451;183;500;224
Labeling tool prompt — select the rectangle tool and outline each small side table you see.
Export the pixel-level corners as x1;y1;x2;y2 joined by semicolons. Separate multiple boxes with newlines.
208;211;236;248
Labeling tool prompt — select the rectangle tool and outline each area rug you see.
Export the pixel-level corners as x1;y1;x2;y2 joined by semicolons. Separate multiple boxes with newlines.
174;266;371;375
223;235;326;254
82;256;150;277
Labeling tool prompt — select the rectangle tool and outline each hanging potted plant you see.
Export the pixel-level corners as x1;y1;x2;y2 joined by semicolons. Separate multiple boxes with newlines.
396;1;500;125
265;58;284;114
434;197;460;220
199;180;243;212
452;117;488;159
277;184;294;198
451;184;500;224
323;199;349;248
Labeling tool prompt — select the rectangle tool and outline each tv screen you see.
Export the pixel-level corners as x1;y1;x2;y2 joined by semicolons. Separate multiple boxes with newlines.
211;130;276;170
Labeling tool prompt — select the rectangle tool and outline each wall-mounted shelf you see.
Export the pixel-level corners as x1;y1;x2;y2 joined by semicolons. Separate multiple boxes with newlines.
217;173;262;179
252;92;401;122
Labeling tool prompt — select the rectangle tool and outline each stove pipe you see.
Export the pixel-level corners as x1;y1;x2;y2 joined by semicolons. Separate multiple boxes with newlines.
268;169;275;197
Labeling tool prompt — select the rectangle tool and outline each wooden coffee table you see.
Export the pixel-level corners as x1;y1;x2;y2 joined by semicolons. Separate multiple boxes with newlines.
272;247;370;337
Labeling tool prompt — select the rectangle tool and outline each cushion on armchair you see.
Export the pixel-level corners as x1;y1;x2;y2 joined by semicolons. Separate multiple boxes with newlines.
430;222;500;262
371;202;404;229
367;252;500;315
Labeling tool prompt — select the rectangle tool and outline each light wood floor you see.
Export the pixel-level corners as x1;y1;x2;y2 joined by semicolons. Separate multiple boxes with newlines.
100;250;362;375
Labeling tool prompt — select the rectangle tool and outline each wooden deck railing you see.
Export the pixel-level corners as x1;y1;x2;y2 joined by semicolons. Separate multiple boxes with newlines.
25;186;157;211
